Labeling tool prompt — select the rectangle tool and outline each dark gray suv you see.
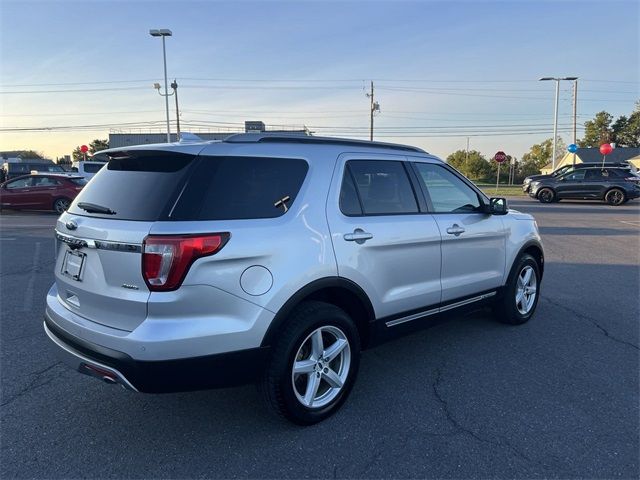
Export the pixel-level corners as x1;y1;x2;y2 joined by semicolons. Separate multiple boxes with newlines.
529;167;640;205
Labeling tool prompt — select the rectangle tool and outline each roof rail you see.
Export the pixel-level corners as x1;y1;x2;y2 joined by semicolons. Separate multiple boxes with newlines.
223;133;427;153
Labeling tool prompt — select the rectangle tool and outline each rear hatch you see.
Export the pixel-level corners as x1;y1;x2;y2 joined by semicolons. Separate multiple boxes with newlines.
54;150;198;332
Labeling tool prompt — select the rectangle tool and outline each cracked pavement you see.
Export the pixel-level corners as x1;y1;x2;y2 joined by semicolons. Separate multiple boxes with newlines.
1;200;639;479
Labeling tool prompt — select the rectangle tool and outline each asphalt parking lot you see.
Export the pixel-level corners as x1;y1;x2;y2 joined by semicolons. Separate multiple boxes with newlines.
1;198;639;479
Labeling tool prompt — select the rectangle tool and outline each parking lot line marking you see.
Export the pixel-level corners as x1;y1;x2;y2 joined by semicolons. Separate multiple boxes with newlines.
0;238;17;241
619;221;640;226
23;241;42;312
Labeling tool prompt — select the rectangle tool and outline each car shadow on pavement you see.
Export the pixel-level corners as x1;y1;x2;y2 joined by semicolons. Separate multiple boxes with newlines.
538;226;639;236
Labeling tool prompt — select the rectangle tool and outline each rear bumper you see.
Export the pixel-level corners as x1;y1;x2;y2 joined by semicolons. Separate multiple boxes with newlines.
44;313;270;393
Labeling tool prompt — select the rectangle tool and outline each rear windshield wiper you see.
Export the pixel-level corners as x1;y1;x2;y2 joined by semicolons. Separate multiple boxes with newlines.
77;202;117;215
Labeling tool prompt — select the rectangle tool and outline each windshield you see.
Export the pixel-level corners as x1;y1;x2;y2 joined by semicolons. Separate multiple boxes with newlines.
552;166;572;176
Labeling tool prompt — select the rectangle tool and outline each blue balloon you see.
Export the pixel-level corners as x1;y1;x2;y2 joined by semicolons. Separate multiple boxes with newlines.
568;143;578;153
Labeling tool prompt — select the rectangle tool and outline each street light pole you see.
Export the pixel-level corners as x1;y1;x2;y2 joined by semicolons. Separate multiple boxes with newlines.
539;76;578;171
171;79;180;138
150;29;173;143
572;79;578;166
552;79;560;171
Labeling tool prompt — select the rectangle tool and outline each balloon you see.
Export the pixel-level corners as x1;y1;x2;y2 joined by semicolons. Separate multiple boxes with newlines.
80;145;89;153
599;143;613;156
567;143;578;153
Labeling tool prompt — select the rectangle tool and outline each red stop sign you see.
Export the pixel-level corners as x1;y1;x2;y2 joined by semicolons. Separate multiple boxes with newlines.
494;151;507;163
80;145;89;153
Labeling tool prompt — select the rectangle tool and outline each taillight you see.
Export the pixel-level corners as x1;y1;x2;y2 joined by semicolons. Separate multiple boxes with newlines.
142;233;230;291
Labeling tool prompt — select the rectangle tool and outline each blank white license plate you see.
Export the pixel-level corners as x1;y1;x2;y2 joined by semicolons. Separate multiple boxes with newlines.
62;250;85;281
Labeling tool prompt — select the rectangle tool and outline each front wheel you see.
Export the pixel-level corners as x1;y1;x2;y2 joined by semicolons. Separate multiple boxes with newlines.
494;254;541;325
537;188;555;203
605;188;626;206
53;197;71;214
260;301;360;425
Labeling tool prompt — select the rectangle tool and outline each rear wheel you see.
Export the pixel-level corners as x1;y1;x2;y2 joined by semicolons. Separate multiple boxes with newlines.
605;188;625;206
537;188;555;203
53;197;71;214
494;254;540;325
260;301;360;425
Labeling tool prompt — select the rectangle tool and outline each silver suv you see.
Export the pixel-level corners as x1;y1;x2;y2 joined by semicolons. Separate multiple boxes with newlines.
44;134;543;424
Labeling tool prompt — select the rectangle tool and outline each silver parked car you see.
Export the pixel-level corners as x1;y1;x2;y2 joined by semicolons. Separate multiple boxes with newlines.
44;134;544;424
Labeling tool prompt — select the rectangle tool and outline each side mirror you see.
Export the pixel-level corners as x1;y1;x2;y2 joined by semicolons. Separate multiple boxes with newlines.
488;197;508;215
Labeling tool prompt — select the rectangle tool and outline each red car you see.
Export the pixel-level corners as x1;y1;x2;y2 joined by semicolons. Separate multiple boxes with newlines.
0;174;87;214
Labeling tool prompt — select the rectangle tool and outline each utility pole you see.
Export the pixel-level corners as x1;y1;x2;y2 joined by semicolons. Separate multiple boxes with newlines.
539;76;578;171
465;137;470;164
171;79;180;138
366;81;380;141
572;79;578;166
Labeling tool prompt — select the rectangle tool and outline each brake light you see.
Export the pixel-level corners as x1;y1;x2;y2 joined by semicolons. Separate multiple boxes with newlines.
142;233;230;291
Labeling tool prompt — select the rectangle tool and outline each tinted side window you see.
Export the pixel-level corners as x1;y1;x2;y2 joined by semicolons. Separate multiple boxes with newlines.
562;170;586;181
339;170;362;216
413;163;481;213
7;178;33;189
347;160;418;215
585;169;602;180
33;177;61;187
172;156;308;221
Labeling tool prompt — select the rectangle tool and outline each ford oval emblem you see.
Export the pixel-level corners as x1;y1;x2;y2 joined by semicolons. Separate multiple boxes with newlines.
66;220;78;230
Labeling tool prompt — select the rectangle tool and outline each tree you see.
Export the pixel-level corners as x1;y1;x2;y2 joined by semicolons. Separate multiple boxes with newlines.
446;150;491;181
519;137;565;175
72;146;84;162
613;101;640;147
72;138;110;162
579;111;614;147
89;139;109;154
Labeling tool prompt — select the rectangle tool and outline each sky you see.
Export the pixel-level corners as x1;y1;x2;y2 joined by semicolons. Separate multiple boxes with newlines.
1;0;638;161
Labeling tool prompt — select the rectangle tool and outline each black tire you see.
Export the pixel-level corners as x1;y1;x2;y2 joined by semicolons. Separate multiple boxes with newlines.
53;197;71;214
537;188;555;203
260;301;361;425
604;188;626;206
494;254;541;325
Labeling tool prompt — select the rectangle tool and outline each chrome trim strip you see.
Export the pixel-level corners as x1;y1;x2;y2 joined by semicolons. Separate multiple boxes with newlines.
438;291;496;313
385;307;439;327
55;231;141;253
43;321;138;392
385;291;497;328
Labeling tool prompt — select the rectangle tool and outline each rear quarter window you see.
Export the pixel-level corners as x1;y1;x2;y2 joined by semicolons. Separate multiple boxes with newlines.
171;156;309;221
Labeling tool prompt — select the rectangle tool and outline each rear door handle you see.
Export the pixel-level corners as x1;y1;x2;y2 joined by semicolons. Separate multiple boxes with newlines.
344;228;373;244
446;224;465;236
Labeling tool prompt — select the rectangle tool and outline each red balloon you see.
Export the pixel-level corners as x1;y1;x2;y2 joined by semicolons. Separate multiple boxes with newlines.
80;145;89;153
599;143;613;156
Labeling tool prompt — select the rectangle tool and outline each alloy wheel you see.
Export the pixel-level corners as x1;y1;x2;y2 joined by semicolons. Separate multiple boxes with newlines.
515;265;537;315
291;326;351;409
606;189;624;205
55;199;70;214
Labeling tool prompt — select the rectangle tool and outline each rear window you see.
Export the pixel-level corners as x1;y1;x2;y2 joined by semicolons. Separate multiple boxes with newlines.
83;163;105;173
67;151;197;221
170;156;308;220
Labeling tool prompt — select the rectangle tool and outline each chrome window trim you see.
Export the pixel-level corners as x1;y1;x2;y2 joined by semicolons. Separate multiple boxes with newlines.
55;231;141;253
385;291;497;327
